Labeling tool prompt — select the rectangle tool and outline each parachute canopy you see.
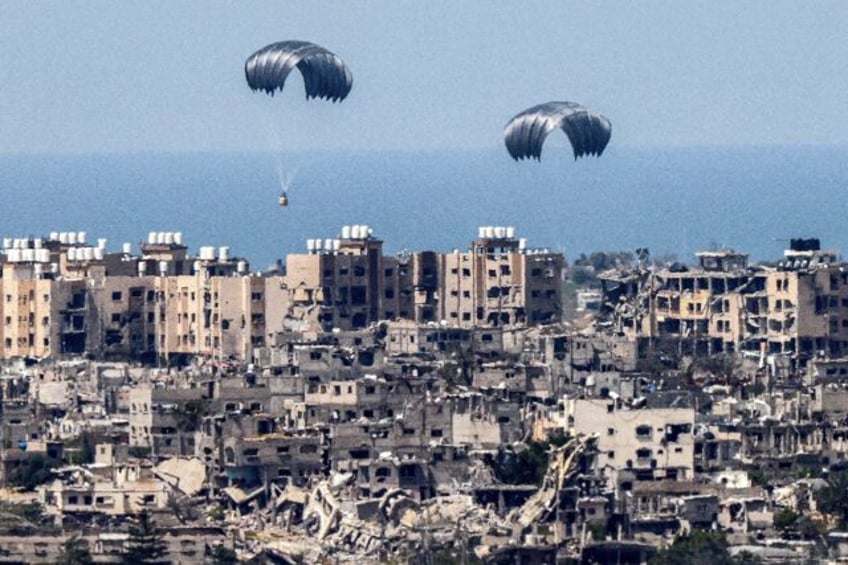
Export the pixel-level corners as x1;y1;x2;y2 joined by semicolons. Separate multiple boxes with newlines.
504;101;611;161
245;40;352;102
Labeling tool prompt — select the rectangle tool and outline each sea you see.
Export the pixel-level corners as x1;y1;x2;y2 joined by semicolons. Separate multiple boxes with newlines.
1;145;846;270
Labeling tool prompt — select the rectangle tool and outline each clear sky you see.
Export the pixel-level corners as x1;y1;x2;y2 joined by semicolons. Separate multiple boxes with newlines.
1;1;847;154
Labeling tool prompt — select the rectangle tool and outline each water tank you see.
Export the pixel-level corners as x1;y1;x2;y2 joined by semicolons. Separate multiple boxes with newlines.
37;249;50;263
506;226;516;238
341;225;352;239
333;239;340;251
93;248;104;261
314;239;323;251
7;249;19;262
96;238;106;249
77;231;86;244
148;232;157;244
366;226;373;238
478;227;486;239
219;246;230;262
237;260;247;274
68;232;78;245
51;263;58;274
33;238;43;249
84;247;95;261
307;239;316;252
174;232;183;245
518;238;527;251
122;242;132;255
48;232;58;241
23;249;35;262
485;226;495;238
494;226;505;238
67;248;77;261
324;238;333;251
165;232;174;245
59;232;68;244
2;238;11;249
33;263;42;277
159;261;168;275
351;225;360;239
156;232;166;245
138;262;147;276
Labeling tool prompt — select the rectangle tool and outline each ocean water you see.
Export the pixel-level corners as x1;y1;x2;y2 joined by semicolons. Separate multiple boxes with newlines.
0;146;846;270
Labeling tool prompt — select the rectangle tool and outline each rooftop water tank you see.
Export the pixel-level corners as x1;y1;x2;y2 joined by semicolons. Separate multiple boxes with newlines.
159;261;168;275
49;232;58;241
174;232;183;245
307;239;316;252
77;231;86;244
93;248;104;261
237;260;247;274
138;262;147;275
506;226;516;238
122;242;132;255
341;225;351;239
495;226;506;238
2;238;11;249
68;232;78;245
165;232;174;245
97;238;107;249
219;246;230;262
148;232;157;245
33;238;43;249
59;232;68;244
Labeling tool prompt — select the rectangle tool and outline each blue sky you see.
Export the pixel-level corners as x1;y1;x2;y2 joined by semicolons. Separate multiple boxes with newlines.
1;1;846;154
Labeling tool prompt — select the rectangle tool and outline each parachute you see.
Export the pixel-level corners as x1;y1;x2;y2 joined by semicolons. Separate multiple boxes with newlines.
245;40;352;102
504;101;611;161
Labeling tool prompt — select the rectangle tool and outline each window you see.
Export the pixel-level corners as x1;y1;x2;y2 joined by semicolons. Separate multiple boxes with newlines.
111;291;122;301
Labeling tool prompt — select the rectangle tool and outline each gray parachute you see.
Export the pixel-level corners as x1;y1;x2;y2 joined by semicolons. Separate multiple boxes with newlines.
245;40;352;102
504;101;611;161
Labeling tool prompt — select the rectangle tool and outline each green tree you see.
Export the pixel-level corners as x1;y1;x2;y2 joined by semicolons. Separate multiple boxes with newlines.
121;508;169;565
208;544;239;565
816;471;848;528
55;536;94;565
7;454;59;491
649;531;735;565
773;508;799;530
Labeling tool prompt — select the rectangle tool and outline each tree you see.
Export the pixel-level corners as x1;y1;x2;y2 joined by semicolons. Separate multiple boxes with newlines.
7;454;59;491
773;508;799;530
649;531;735;565
55;536;94;565
816;471;848;528
208;544;239;565
121;508;169;565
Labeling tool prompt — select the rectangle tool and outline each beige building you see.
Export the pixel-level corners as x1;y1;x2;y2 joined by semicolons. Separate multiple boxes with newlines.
564;398;695;481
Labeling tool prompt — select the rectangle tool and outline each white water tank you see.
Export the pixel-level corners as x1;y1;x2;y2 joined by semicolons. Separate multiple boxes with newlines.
314;239;323;251
93;248;104;261
307;239;316;252
341;225;351;239
77;231;86;244
97;238;107;249
506;226;516;238
165;232;174;245
37;249;50;263
485;226;495;238
33;263;42;277
174;232;183;245
519;238;527;251
366;226;373;238
351;225;360;239
68;232;78;245
2;238;11;249
49;232;58;241
122;242;132;255
219;246;230;262
33;238;43;249
85;247;95;261
156;232;165;245
138;262;147;276
59;232;68;244
67;248;77;261
478;227;486;239
333;239;340;251
148;232;157;245
324;238;333;251
237;260;247;274
495;226;506;238
51;263;59;274
23;249;35;262
159;261;168;275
